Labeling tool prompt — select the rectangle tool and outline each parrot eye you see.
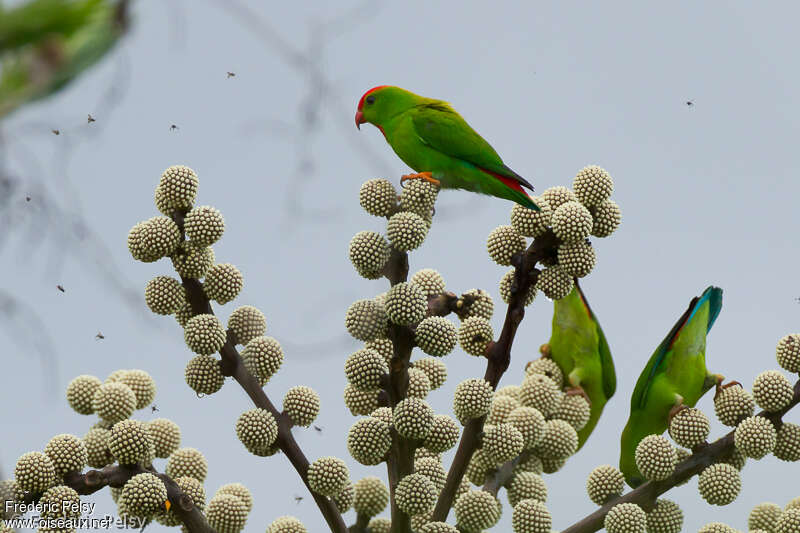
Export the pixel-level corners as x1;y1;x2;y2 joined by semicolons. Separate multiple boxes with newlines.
366;95;376;105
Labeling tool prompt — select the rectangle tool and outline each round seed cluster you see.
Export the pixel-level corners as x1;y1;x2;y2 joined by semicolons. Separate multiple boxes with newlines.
520;375;561;417
454;490;501;531
39;485;81;520
92;382;137;423
604;503;646;533
586;465;624;505
526;358;564;388
384;282;427;326
775;422;800;461
184;314;226;355
215;483;252;512
458;289;494;323
349;231;391;277
420;523;458;533
145;276;185;315
508;472;547;507
465;449;492;485
512;498;552;533
698;523;737;533
553;394;591;431
573;165;613;207
499;268;537;306
514;456;544;477
267;516;307;533
535;419;578;460
786;497;800;510
412;358;447;389
185;205;224;247
510;198;552;238
635;435;677;481
415;317;457;357
508;406;546;449
146;418;181;458
400;178;438;217
536;265;574;301
414;457;446;493
227;306;266;346
753;370;794;412
487;394;521;425
84;428;114;468
242;336;284;385
118;370;157;410
591;199;622;237
353;476;389;517
497;384;521;399
776;334;800;373
166;448;208;482
66;374;102;415
206;493;248;533
387;211;428;251
668;407;710;449
332;483;354;513
483;423;524;463
347;418;391;466
42;434;86;477
777;509;800;533
486;225;526;266
119;473;167;518
236;408;278;454
370;407;392;425
185;354;225;394
368;518;391;533
720;447;746;471
424;415;460;453
714;384;755;426
366;338;394;366
458;316;494;357
734;416;777;459
698;463;741;505
359;178;397;217
410;269;445;297
395;473;436;516
204;263;243;304
453;379;493;423
394;398;433;439
557;241;596;278
171;241;215;279
282;386;320;427
646;498;683;533
748;502;782;532
14;451;55;492
345;349;388;391
407;368;431;398
157;165;198;211
108;420;153;465
541;186;576;210
128;216;182;262
552;201;593;244
345;300;387;342
343;385;380;416
307;457;349;497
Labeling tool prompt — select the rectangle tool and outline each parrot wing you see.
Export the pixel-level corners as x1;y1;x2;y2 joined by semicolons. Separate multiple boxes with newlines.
573;281;616;399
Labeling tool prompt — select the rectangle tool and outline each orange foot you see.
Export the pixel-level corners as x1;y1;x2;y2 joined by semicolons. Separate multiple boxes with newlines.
565;386;591;406
714;379;741;400
400;172;440;186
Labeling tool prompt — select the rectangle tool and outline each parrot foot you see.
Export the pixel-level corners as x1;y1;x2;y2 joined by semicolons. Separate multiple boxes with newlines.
714;379;742;400
400;172;440;186
565;386;591;406
539;343;552;358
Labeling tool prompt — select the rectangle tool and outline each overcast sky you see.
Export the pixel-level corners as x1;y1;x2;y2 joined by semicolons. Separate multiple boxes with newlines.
2;1;799;531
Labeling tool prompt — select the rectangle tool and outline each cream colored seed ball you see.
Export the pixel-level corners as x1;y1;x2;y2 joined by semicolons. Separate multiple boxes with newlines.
483;423;524;463
412;358;447;389
343;384;380;415
410;268;445;297
635;435;677;481
143;216;182;259
185;205;224;247
497;384;522;400
399;179;438;217
668;407;710;449
236;408;278;454
145;276;185;316
353;476;389;517
415;447;441;461
39;485;81;520
282;386;320;427
487;225;527;266
415;457;446;492
541;186;576;210
536;265;574;301
535;419;578;460
753;370;794;412
184;314;226;355
698;523;737;533
146;418;181;458
14;451;55;492
735;416;777;459
345;299;387;342
520;374;561;417
720;447;747;471
454;490;502;531
553;394;591;431
171;241;215;279
508;471;547;507
242;336;284;385
604;503;646;533
775;422;800;461
586;465;624;506
525;358;564;388
119;369;157;410
84;428;114;468
365;338;394;366
215;483;252;513
206;493;248;533
591;199;622;238
227;306;266;346
415;317;458;357
175;301;194;327
514;453;544;476
367;518;391;533
166;448;208;482
158;165;198;210
394;398;434;440
777;509;800;533
267;515;307;533
370;407;393;425
714;384;756;426
108;420;153;465
44;434;87;476
557;240;596;278
573;165;613;207
552;201;593;244
119;472;167;519
508;406;546;449
646;498;683;533
155;184;172;215
776;334;800;373
127;221;159;263
460;288;494;320
387;211;428;251
185;354;225;395
420;523;458;533
395;473;437;516
487;394;520;425
510;197;552;238
423;415;460;453
786;497;800;511
453;378;493;423
92;382;137;423
407;368;431;398
344;349;388;391
66;374;101;415
347;418;391;466
349;231;391;275
512;498;552;533
308;457;349;497
698;463;741;505
332;483;354;513
465;450;492;485
748;502;782;532
458;316;494;357
204;263;243;305
384;282;427;326
359;178;397;217
499;268;537;306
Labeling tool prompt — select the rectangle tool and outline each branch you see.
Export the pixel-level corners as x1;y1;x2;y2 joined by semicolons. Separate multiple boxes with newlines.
482;450;531;497
562;379;800;533
431;230;559;522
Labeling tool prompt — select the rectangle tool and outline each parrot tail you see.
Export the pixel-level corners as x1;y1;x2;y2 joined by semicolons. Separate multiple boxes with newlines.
480;168;541;210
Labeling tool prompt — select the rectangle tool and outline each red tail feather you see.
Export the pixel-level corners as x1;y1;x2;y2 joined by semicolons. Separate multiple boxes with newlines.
480;168;528;196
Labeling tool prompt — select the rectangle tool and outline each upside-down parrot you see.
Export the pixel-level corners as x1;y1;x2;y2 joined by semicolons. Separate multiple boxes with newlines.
354;86;540;210
545;280;616;450
619;286;723;487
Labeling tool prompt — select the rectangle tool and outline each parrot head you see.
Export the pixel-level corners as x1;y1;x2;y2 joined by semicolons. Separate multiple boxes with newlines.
355;85;420;131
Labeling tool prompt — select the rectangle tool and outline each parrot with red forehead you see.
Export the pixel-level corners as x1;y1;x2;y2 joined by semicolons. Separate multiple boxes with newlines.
355;86;540;210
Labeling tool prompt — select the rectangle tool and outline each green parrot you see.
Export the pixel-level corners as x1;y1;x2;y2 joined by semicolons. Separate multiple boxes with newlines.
544;280;616;450
354;85;539;210
619;286;723;487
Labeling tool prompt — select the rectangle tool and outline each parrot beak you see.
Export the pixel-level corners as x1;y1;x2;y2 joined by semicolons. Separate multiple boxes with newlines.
355;110;365;130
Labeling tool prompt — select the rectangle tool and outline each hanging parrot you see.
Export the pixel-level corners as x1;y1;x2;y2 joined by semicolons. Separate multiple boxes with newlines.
619;286;723;487
544;280;616;450
354;85;539;210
